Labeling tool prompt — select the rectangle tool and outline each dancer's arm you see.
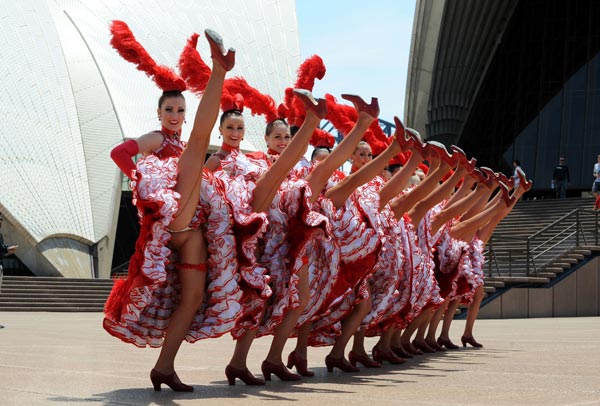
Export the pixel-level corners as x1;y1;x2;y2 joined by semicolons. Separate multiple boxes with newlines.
111;133;164;179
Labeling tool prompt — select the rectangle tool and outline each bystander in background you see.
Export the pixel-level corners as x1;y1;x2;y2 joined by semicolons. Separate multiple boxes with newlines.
552;157;570;198
593;154;600;210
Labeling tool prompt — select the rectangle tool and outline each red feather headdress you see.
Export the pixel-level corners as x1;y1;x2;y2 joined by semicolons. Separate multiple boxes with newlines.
109;20;186;92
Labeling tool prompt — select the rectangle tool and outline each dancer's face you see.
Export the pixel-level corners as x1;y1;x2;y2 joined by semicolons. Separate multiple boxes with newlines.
351;143;373;170
312;149;330;164
265;122;291;154
220;115;245;148
157;96;186;133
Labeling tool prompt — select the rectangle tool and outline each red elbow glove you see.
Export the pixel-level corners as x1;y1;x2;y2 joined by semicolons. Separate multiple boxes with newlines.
110;139;139;180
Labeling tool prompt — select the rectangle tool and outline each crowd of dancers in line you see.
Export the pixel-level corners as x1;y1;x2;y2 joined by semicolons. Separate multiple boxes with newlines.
104;23;531;392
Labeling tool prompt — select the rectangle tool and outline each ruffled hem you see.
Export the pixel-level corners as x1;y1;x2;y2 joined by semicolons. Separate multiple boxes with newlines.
211;155;272;337
257;179;331;337
103;155;181;347
456;236;485;304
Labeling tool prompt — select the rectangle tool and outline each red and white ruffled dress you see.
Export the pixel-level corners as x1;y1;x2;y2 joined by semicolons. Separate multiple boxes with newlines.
103;135;268;347
413;203;445;311
308;180;382;346
454;236;485;304
378;195;445;333
250;160;332;337
201;157;271;339
433;214;468;300
352;177;405;337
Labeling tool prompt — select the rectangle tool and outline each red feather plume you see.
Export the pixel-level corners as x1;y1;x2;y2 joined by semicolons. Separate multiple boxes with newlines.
324;94;356;135
224;77;278;122
178;33;211;95
109;20;186;92
284;55;327;126
310;128;335;148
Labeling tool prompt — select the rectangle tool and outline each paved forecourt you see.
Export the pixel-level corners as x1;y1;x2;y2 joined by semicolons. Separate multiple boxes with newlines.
0;312;598;405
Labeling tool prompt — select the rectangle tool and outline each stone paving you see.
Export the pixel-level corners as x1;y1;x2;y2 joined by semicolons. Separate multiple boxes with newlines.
0;313;599;405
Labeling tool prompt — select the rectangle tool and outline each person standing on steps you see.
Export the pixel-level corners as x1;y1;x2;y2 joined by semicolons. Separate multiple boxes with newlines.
552;157;570;198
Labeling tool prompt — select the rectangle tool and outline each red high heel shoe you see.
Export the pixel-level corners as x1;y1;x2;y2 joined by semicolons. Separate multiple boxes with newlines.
324;354;359;373
261;360;301;381
372;346;406;364
450;146;477;174
517;172;533;191
437;337;459;350
293;89;328;119
500;184;516;206
204;29;235;71
402;341;423;355
425;338;446;351
428;141;455;167
391;345;413;359
461;336;483;348
412;339;436;354
286;351;315;377
225;365;266;386
471;168;486;184
150;369;194;392
480;167;496;182
341;94;380;118
393;116;413;150
348;351;381;368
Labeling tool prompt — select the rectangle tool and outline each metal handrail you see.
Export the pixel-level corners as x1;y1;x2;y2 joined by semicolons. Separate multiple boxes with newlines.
487;207;600;277
528;208;578;240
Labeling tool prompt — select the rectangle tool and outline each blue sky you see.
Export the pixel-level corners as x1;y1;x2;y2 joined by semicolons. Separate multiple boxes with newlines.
295;0;416;123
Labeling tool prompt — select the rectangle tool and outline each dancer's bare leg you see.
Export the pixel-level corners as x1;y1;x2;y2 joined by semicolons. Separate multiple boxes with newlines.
228;329;258;369
154;231;207;373
351;328;368;356
328;298;371;359
426;301;448;345
408;163;465;226
326;118;404;208
253;92;324;212
413;307;435;351
264;263;310;365
462;286;484;344
374;326;396;352
379;148;423;207
401;309;431;353
437;299;461;349
170;33;231;231
390;156;444;218
307;96;379;204
293;322;311;359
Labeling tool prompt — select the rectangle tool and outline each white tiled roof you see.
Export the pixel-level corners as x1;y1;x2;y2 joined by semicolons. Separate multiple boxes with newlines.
0;0;299;276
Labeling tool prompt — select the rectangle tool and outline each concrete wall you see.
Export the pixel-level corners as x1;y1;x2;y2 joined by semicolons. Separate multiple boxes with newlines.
479;257;600;318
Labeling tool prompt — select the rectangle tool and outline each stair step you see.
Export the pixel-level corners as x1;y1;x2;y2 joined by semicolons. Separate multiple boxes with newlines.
536;272;557;279
486;276;550;284
551;262;573;268
0;306;102;312
0;301;105;308
0;297;107;304
483;280;505;288
2;276;114;283
561;257;580;264
0;292;108;298
571;249;592;256
541;267;565;274
484;286;496;293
